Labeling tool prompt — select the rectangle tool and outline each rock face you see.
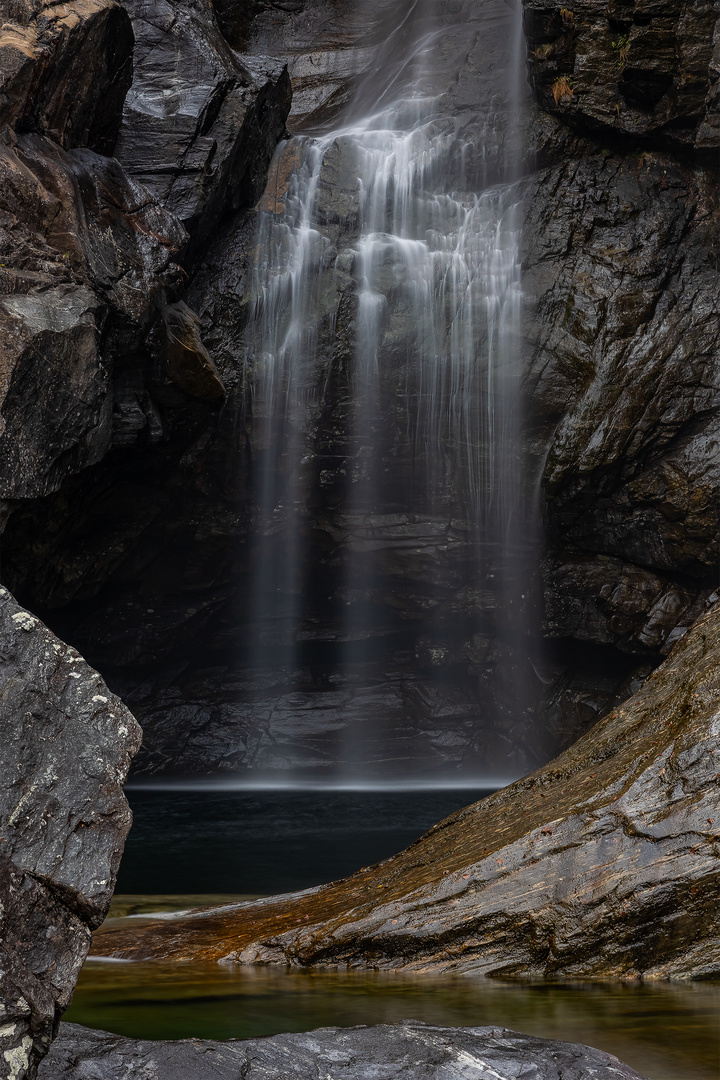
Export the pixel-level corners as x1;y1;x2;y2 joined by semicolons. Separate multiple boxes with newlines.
523;0;720;150
0;0;133;154
92;598;720;978
524;123;720;660
0;588;141;1080
1;0;719;780
39;1021;650;1080
114;0;291;268
0;131;186;499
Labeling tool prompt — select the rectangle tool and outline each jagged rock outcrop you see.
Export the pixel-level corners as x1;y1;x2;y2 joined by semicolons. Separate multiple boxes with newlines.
0;0;133;154
114;0;291;267
524;125;720;657
92;598;720;978
38;1021;650;1080
0;588;141;1080
0;0;195;503
0;131;186;498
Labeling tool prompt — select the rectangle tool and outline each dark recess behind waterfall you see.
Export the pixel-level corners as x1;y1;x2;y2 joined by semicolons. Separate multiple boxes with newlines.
1;0;718;779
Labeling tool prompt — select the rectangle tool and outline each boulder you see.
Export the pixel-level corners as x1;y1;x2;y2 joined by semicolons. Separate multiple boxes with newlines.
0;587;141;1080
38;1021;650;1080
91;597;720;979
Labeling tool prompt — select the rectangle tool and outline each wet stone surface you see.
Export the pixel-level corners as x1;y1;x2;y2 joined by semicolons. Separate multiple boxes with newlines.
40;1021;651;1080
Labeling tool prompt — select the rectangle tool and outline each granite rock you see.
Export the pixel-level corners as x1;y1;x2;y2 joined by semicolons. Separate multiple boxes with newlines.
39;1021;650;1080
0;588;141;1080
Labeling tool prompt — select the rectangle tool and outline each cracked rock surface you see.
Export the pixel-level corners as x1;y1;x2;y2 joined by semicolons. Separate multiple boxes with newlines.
38;1021;650;1080
0;588;141;1080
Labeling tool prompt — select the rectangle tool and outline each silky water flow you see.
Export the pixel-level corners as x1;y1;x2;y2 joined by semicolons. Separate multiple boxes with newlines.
240;1;541;782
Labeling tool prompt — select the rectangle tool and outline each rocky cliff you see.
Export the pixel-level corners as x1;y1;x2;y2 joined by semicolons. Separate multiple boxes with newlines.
0;0;718;779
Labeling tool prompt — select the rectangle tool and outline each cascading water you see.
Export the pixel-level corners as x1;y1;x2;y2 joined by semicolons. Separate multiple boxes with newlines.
241;0;541;781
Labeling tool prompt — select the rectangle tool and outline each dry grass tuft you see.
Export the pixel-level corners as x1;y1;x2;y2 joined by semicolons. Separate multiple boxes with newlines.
552;75;574;105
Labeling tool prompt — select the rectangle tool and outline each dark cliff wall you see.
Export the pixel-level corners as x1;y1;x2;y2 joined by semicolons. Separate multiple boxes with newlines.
0;0;717;778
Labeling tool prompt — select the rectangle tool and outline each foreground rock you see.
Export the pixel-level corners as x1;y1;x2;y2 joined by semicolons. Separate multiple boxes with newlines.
0;588;141;1080
39;1021;649;1080
93;599;720;978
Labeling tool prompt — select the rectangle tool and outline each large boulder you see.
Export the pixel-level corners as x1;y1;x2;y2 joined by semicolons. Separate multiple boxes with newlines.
39;1021;650;1080
0;587;141;1080
92;597;720;978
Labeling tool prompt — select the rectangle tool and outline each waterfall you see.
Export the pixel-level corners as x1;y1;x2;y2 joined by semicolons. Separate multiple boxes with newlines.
241;0;538;780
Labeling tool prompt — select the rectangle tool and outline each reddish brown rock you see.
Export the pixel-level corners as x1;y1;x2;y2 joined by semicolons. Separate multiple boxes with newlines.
92;599;720;979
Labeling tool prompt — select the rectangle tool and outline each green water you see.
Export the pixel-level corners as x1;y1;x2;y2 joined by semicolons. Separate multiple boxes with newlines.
67;949;719;1080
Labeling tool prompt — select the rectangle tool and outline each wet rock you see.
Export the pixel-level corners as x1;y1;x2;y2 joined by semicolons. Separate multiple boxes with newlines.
523;0;720;151
114;0;291;267
0;587;141;1080
0;132;185;499
524;128;720;655
0;0;133;154
39;1021;650;1080
92;599;720;978
159;301;225;402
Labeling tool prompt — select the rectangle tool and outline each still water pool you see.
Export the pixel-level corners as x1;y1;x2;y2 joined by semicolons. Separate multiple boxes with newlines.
66;789;719;1080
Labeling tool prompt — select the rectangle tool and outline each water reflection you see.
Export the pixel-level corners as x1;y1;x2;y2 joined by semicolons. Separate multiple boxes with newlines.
67;961;719;1080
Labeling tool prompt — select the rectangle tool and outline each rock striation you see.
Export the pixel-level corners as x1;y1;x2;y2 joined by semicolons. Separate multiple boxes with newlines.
0;588;141;1080
39;1021;650;1080
92;598;720;978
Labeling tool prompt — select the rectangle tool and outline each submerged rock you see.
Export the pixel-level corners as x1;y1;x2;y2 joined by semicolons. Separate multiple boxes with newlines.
0;588;141;1080
39;1020;650;1080
92;598;720;979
